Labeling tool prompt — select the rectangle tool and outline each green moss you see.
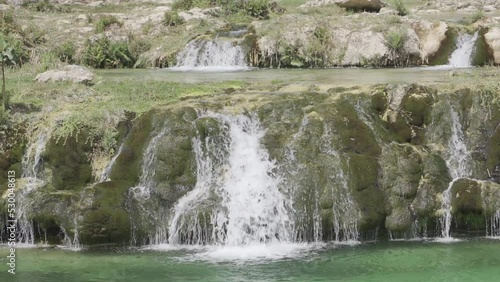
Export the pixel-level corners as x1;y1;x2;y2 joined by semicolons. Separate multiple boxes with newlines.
451;178;483;215
80;181;131;245
472;28;493;66
428;28;458;65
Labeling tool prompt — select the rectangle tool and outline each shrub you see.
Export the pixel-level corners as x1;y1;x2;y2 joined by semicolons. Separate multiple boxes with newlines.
385;29;407;52
82;37;136;68
391;0;408;16
0;10;19;34
23;0;72;13
171;0;270;19
54;41;76;63
467;10;484;24
95;15;123;33
163;11;185;26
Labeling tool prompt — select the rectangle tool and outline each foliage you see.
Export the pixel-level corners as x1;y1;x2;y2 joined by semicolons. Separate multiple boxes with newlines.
20;24;46;48
23;0;72;13
171;0;270;19
82;37;136;68
0;34;15;114
391;0;408;16
163;11;185;26
54;41;76;63
95;15;123;33
467;10;485;24
384;29;407;52
0;10;19;35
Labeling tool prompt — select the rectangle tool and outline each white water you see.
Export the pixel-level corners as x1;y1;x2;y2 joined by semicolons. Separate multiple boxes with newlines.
98;141;126;183
439;106;473;240
448;32;479;68
17;129;52;246
129;127;169;200
171;39;249;71
167;114;293;247
487;210;500;238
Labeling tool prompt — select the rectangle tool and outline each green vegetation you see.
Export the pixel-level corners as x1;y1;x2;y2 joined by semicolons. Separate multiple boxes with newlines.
163;11;185;27
54;41;76;64
391;0;409;16
385;29;407;52
95;15;123;33
171;0;271;19
466;10;485;24
0;35;14;116
82;37;134;68
23;0;72;13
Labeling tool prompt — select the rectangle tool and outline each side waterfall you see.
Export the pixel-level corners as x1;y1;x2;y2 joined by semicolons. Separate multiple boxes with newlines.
17;129;52;245
440;106;473;239
448;31;479;68
172;39;248;71
168;114;293;246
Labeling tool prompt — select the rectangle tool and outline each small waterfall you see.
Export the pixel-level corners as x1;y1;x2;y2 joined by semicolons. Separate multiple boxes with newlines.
17;129;52;245
98;141;126;183
321;125;360;243
167;114;293;246
172;39;249;71
487;210;500;238
440;106;473;239
448;31;479;68
128;127;170;245
130;127;169;200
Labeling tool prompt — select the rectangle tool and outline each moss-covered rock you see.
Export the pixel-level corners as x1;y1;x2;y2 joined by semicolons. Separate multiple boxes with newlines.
451;178;483;215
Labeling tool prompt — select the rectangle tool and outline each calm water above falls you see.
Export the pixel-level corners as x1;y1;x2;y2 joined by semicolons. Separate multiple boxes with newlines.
1;240;500;281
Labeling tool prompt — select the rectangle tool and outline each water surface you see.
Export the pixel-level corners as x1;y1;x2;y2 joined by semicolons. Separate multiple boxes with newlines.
1;239;500;281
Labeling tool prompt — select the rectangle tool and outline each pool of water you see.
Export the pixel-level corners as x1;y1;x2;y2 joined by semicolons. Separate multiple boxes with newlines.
96;67;466;86
1;239;499;281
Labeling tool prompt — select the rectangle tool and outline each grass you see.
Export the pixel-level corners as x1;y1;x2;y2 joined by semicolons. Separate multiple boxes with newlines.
5;65;246;141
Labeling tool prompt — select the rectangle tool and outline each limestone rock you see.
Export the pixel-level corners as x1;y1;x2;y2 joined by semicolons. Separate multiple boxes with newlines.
300;0;384;12
35;65;94;84
334;0;385;12
485;27;500;65
413;21;448;64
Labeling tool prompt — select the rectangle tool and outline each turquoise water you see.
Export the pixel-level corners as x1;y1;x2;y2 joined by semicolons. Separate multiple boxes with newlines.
1;239;500;281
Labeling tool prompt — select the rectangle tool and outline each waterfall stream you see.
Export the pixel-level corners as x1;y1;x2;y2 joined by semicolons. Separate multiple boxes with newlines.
168;114;293;246
172;39;249;71
439;106;473;240
17;129;52;245
447;31;479;68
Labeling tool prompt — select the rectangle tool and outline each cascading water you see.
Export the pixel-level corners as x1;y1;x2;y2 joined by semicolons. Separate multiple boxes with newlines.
439;106;473;240
447;31;479;68
172;39;249;71
16;129;52;245
128;127;170;245
167;113;293;246
98;141;126;183
486;210;500;238
321;125;360;243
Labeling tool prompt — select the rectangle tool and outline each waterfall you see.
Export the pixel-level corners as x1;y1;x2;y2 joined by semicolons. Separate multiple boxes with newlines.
486;210;500;238
172;39;249;71
321;125;360;243
447;31;479;68
167;113;293;246
439;106;473;240
16;129;52;245
98;141;126;183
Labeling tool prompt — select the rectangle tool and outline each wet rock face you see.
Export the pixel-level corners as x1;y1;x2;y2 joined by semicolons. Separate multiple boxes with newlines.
485;28;500;65
3;84;500;245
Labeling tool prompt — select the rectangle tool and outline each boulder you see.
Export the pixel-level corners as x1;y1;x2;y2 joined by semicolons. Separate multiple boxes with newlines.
334;0;385;12
485;27;500;65
35;65;94;84
300;0;384;12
